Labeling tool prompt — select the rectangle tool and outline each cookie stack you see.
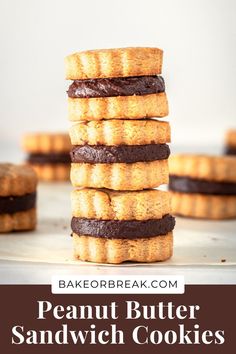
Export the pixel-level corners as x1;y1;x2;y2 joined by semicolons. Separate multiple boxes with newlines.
65;47;175;263
22;133;71;181
0;163;37;232
169;154;236;219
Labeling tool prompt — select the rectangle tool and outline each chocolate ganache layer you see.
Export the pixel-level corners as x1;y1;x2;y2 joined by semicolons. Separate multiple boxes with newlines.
169;175;236;195
225;146;236;156
67;75;165;98
71;214;175;239
27;153;71;164
0;192;36;214
70;144;170;164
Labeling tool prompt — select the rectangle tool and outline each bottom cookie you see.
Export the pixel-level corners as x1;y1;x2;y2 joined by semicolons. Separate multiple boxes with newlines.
72;232;173;264
0;208;36;232
171;192;236;219
29;163;70;181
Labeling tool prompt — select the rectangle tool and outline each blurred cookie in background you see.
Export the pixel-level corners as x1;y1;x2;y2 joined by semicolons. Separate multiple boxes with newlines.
225;129;236;155
169;154;236;219
22;133;71;181
0;163;37;232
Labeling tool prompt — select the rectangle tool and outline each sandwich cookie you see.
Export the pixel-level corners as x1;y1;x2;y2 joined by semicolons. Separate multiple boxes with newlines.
0;163;37;232
22;133;71;181
66;47;168;120
169;154;236;219
70;120;170;190
71;189;175;263
225;129;236;155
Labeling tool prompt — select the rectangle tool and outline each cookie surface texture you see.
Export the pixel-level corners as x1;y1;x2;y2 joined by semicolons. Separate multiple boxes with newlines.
73;232;173;264
65;47;163;80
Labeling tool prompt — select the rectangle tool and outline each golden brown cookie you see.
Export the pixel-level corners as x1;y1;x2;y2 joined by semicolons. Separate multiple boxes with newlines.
70;119;170;146
22;132;71;153
225;129;236;148
22;133;71;181
169;154;236;182
0;208;36;233
169;155;236;219
72;232;173;264
29;164;70;182
225;129;236;155
68;93;168;121
71;160;168;190
170;192;236;219
0;163;37;232
65;47;163;80
71;189;171;220
0;163;37;197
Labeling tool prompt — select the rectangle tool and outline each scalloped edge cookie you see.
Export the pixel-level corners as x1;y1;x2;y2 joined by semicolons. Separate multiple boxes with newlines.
29;163;70;181
170;191;236;219
68;93;168;121
65;47;163;80
0;208;36;232
169;154;236;183
22;133;71;153
73;232;173;264
71;160;168;190
0;163;37;197
69;119;170;146
71;188;171;220
225;129;236;148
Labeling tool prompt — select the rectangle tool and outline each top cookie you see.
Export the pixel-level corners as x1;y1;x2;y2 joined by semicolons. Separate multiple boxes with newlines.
169;154;236;182
22;132;71;154
65;47;163;80
0;163;37;197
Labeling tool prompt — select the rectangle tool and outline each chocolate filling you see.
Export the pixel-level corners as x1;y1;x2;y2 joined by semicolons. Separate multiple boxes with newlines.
225;146;236;156
169;175;236;195
67;75;165;98
71;214;175;239
27;153;71;164
70;144;170;164
0;192;36;214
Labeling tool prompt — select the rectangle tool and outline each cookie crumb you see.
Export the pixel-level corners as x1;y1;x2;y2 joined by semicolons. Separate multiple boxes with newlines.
221;259;226;263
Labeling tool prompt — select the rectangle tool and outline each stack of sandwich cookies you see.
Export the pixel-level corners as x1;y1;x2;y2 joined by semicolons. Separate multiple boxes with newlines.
225;129;236;155
169;154;236;219
0;163;37;232
22;133;71;181
66;47;175;263
71;189;175;263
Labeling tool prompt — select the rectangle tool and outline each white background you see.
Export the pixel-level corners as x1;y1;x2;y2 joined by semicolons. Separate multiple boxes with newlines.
0;0;235;155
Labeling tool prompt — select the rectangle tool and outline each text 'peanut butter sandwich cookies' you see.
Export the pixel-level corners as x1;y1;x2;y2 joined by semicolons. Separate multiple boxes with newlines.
66;47;175;263
0;163;37;232
169;154;236;219
22;133;71;181
225;129;236;156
